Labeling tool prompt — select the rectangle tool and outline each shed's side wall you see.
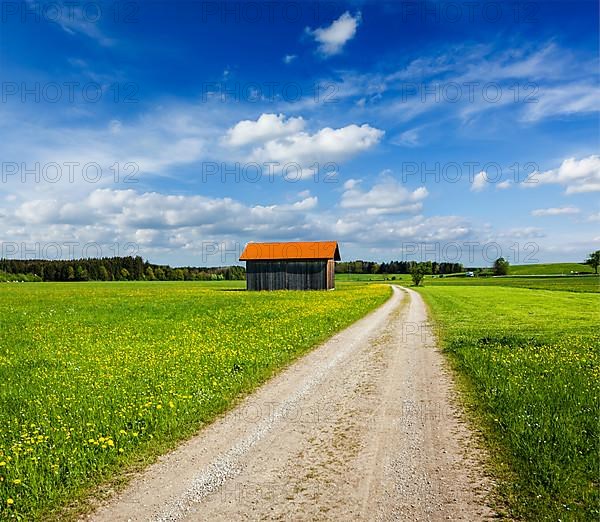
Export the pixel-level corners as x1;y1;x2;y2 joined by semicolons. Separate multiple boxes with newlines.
327;259;335;290
246;260;328;290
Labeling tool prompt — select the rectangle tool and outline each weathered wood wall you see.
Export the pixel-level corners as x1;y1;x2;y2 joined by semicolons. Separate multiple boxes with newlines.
246;260;334;290
327;259;335;290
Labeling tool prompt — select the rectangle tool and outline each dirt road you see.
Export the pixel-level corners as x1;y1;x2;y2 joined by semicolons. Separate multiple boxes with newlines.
89;286;494;521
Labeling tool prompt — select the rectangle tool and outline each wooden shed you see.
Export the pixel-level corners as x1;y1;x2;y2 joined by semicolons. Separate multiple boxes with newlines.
239;241;341;291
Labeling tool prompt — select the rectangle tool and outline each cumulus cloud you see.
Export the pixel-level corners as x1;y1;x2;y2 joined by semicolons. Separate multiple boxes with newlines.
248;121;384;173
221;114;383;178
224;113;305;146
471;171;488;192
524;155;600;194
307;11;361;57
9;188;320;249
283;54;297;64
340;175;428;215
531;207;580;217
324;214;471;245
3;181;474;263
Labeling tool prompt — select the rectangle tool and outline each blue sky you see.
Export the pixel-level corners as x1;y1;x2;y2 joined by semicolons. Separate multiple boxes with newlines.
1;0;598;266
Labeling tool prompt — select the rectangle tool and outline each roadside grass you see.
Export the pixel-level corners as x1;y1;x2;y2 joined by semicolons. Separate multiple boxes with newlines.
417;286;600;520
0;281;391;520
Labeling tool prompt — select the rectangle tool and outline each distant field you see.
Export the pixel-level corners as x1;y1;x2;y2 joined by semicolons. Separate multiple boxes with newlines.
417;286;600;520
509;262;594;275
0;281;390;519
337;273;599;292
426;275;599;293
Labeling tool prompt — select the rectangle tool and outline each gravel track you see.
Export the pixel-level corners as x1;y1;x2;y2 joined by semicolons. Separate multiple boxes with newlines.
88;286;494;521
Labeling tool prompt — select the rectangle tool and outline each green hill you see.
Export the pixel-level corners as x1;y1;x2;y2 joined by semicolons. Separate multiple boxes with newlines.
509;263;594;275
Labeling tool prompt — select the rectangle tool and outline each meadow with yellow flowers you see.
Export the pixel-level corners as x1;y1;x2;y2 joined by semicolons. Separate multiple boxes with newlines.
418;285;600;520
0;281;390;519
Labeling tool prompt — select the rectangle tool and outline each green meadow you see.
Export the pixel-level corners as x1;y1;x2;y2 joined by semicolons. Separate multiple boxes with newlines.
509;262;594;275
0;282;390;519
1;269;598;520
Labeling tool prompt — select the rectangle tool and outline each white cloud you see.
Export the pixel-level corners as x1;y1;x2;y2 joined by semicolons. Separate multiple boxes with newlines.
496;180;512;190
307;11;361;57
392;128;421;147
224;113;305;147
524;155;600;194
531;207;580;217
495;227;546;239
0;103;212;189
587;212;600;222
522;84;600;122
11;188;318;235
315;43;599;125
249;122;384;172
283;54;297;64
325;214;471;244
15;199;61;225
2;182;472;263
340;175;428;215
343;178;360;190
471;171;488;192
221;114;383;177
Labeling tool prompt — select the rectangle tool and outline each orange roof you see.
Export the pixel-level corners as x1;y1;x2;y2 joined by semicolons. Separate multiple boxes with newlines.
240;241;341;261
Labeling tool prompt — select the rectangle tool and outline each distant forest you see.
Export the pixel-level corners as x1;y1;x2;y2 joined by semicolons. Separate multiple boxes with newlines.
335;260;464;275
0;257;465;282
0;256;246;282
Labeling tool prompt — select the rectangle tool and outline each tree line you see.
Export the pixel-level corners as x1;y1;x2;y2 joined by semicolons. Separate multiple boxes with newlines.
335;260;465;275
0;257;246;282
